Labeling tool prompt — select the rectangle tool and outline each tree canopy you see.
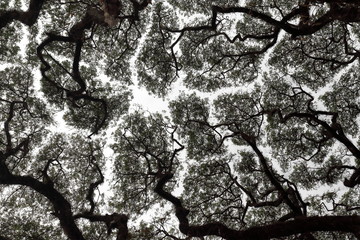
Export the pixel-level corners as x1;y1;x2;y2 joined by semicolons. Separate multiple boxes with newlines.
1;0;360;239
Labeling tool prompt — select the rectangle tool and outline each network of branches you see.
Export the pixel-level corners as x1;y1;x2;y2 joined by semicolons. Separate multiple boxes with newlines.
0;0;360;240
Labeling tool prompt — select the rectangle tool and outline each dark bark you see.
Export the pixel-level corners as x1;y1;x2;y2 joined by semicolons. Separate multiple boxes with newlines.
36;10;109;137
155;173;360;240
0;174;85;240
0;235;12;240
0;0;45;29
238;215;360;240
269;109;360;188
166;1;360;51
240;132;305;217
74;213;129;240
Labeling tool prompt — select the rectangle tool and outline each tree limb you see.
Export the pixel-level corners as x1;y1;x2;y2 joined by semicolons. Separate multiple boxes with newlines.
155;173;360;239
0;0;45;29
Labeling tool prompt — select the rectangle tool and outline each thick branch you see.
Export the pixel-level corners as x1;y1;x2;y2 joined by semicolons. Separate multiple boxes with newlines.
0;173;85;240
166;2;360;43
0;0;45;29
239;215;360;240
127;0;153;21
37;18;109;137
74;213;129;240
155;173;360;239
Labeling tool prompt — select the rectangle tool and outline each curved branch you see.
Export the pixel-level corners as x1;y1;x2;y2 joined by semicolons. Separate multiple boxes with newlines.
37;18;109;137
165;5;327;37
154;173;239;239
0;0;45;29
239;132;305;218
155;174;360;239
74;213;129;240
268;108;360;187
0;173;85;240
127;0;153;21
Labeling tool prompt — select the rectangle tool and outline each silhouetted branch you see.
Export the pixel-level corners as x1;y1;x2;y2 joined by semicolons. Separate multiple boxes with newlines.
0;0;45;29
0;173;85;240
155;173;360;239
74;213;129;240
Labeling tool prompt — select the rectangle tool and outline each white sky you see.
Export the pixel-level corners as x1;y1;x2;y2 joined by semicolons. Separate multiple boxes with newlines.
3;1;359;235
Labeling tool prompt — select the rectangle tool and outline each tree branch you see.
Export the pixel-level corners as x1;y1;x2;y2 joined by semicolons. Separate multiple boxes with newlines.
155;173;360;239
0;173;85;240
0;0;45;29
74;213;129;240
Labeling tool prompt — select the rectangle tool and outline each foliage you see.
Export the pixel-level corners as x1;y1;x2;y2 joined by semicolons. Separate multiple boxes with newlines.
1;0;360;240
